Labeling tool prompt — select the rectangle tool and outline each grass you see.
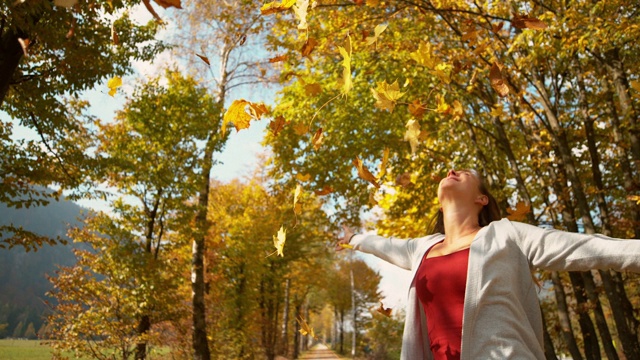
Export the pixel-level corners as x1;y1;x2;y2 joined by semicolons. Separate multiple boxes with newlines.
0;339;171;359
0;339;55;360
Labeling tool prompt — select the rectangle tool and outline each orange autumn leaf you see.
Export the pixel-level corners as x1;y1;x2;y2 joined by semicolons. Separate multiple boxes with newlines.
297;316;317;339
314;186;334;196
506;202;531;221
376;302;392;317
490;62;509;97
269;54;288;63
269;116;287;136
296;173;311;182
353;157;380;188
301;38;317;59
408;99;426;119
293;123;310;135
154;0;181;8
311;128;324;150
196;53;210;65
512;14;548;30
304;83;322;96
249;102;269;119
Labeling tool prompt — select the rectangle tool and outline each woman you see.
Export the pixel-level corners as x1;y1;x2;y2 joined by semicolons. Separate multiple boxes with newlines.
337;169;640;360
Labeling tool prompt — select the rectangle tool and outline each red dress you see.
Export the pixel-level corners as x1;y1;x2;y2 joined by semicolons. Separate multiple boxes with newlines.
416;243;470;360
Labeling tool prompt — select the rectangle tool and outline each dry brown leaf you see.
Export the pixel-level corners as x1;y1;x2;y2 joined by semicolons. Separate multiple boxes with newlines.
196;54;210;66
249;102;269;119
293;123;309;135
269;54;288;63
154;0;182;8
512;14;548;30
506;201;531;221
376;302;392;317
489;62;509;97
353;157;380;188
408;99;426;119
269;116;287;136
314;186;334;196
301;38;317;59
311;128;324;150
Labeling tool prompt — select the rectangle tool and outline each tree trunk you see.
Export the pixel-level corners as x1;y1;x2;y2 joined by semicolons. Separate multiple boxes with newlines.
541;307;559;360
293;301;302;359
135;315;151;360
281;278;290;356
551;271;584;360
350;266;356;357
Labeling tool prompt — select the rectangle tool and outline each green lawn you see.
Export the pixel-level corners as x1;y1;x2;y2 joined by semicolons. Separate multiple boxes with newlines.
0;339;171;359
0;339;55;360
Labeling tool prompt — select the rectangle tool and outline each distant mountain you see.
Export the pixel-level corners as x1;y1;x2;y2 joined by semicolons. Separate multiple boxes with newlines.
0;194;88;338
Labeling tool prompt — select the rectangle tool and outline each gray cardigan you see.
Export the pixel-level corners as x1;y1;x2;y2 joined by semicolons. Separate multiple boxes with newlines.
349;218;640;359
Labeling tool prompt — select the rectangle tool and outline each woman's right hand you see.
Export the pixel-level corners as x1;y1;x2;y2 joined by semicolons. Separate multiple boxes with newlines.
335;224;355;251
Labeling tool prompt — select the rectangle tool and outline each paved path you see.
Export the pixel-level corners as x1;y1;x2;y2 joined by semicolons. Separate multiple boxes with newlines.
298;343;341;359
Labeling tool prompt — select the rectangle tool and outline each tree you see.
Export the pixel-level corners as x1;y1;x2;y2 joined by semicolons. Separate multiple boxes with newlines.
264;0;640;358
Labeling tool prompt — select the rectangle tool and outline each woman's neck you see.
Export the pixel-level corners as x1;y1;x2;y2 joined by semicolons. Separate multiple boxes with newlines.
442;206;481;245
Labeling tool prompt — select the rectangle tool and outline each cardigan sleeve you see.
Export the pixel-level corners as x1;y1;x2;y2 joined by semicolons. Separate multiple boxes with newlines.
349;234;418;271
509;220;640;272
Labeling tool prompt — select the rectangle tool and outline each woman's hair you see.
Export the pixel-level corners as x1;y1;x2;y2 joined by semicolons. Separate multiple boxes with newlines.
427;170;502;234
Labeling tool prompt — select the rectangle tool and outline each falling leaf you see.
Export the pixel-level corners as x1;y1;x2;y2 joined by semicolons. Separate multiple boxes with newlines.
489;62;509;97
314;186;334;196
339;243;354;249
293;184;303;215
54;0;78;7
432;63;452;84
369;190;378;206
293;123;309;135
238;34;247;45
404;119;420;154
338;36;353;95
376;302;392;317
371;80;404;112
627;195;640;205
353;157;380;188
512;14;548;30
154;0;182;8
17;38;29;56
396;172;413;187
377;147;389;180
311;128;324;150
492;22;504;33
269;54;288;63
261;0;296;15
304;83;322;96
297;316;317;339
296;173;311;182
196;54;210;65
365;23;388;46
435;95;450;114
408;99;426;119
273;226;287;257
111;23;119;45
107;76;122;97
269;116;287;135
293;0;310;30
222;100;269;135
506;201;531;221
301;38;317;59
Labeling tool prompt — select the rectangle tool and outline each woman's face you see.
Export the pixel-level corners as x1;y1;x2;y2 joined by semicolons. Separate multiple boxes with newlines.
437;169;484;203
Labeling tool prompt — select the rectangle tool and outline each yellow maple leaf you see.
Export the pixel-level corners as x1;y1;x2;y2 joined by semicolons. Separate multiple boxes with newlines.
451;100;464;119
273;226;287;257
404;119;421;154
411;42;438;69
371;80;404;112
297;316;317;339
365;23;388;46
261;0;296;15
107;76;122;97
377;147;389;180
222;100;269;135
353;156;380;188
506;202;531;221
490;104;504;117
435;95;450;114
296;173;311;182
338;35;352;95
293;184;303;215
293;0;309;30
